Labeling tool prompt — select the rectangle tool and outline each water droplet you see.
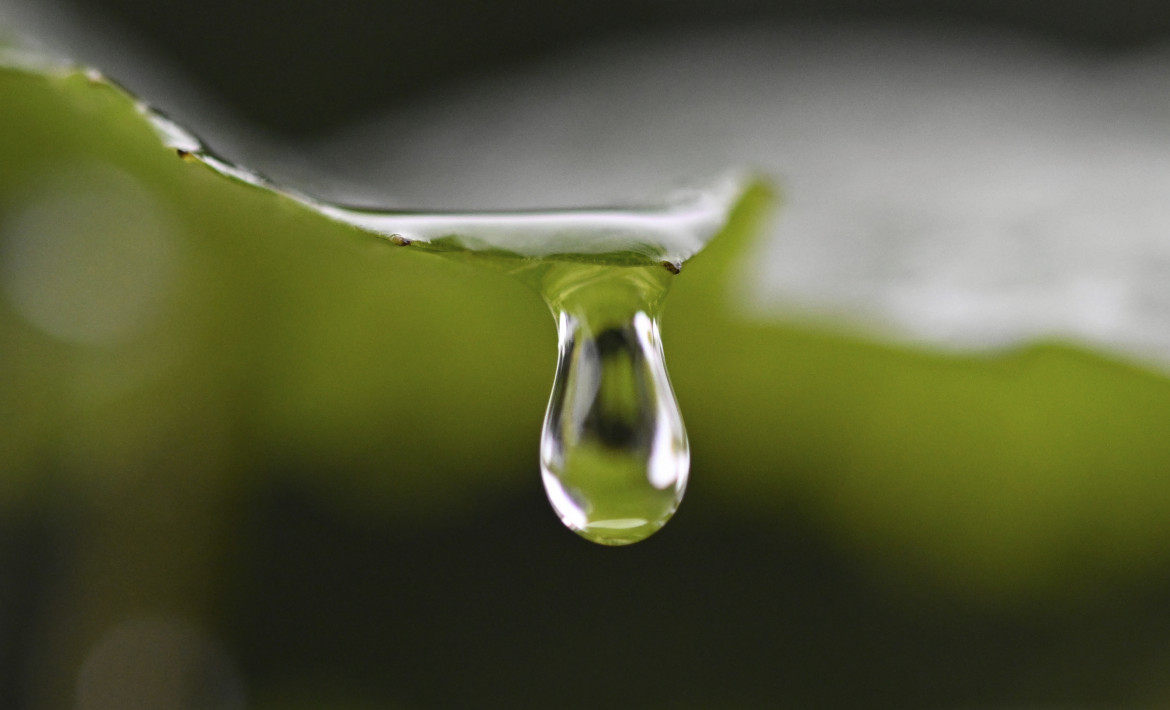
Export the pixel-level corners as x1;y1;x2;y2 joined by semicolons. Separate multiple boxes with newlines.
535;264;689;545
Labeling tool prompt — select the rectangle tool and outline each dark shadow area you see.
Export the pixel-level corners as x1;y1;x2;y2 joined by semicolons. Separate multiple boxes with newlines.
0;505;61;709
223;469;1170;709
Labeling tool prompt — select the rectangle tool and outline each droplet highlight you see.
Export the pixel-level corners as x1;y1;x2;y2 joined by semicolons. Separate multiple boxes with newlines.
536;264;689;545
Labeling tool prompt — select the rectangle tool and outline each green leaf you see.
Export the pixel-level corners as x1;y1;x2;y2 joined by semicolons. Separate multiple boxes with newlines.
0;46;764;515
6;32;1170;603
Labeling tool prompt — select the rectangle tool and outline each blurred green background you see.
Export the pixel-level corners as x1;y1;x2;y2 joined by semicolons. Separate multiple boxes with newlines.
5;0;1170;709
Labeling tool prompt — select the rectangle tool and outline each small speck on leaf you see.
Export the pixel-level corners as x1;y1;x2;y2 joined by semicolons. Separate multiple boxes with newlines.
661;260;682;274
390;234;412;246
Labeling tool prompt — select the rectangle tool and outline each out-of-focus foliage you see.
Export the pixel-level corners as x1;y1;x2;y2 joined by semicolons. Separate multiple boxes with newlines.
8;25;1170;710
5;47;1170;605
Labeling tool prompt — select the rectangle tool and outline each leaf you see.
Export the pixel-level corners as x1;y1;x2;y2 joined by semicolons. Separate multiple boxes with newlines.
5;26;1170;605
0;44;763;516
2;52;748;269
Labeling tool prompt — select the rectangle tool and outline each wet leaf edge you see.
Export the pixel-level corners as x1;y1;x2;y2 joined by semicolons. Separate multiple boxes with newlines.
0;46;768;270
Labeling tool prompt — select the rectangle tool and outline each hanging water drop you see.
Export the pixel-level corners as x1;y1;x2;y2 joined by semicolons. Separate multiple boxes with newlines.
536;263;689;545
